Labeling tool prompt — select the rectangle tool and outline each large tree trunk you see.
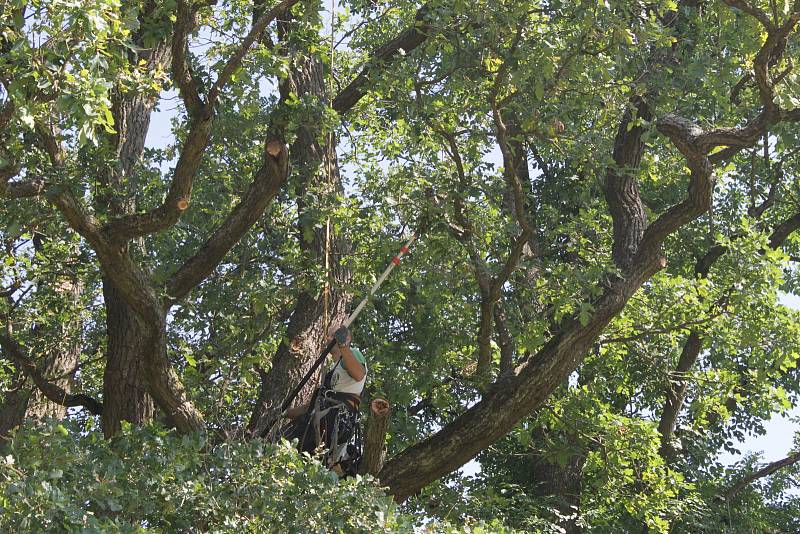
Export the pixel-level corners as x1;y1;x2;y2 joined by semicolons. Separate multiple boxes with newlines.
0;358;78;443
248;29;352;436
95;38;171;436
527;427;585;534
0;375;32;443
101;280;154;437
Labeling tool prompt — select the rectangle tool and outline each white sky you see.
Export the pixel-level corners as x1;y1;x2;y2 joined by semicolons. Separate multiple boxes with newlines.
717;292;800;467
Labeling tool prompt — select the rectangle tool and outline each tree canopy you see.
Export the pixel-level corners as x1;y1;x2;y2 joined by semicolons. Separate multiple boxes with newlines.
2;0;800;531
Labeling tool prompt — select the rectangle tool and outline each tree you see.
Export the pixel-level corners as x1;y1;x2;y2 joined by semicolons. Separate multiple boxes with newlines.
2;0;800;530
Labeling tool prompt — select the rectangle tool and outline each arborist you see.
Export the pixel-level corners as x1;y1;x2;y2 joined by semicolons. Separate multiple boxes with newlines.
280;324;367;475
269;229;419;475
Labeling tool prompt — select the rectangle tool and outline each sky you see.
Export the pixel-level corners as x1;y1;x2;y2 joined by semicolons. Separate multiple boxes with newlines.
717;292;800;467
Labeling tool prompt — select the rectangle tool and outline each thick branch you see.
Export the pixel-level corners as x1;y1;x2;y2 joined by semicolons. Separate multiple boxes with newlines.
101;0;302;243
172;0;206;117
0;332;102;415
494;301;515;377
723;0;776;31
165;143;289;304
45;190;164;320
102;118;213;242
359;398;391;476
750;8;800;113
705;106;800;165
768;212;800;248
379;249;668;500
332;4;433;114
97;0;229;242
2;179;46;198
640;119;716;253
603;96;650;271
657;331;703;455
376;0;800;501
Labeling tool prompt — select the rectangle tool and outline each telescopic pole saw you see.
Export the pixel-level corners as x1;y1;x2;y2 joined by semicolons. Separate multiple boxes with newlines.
278;231;419;414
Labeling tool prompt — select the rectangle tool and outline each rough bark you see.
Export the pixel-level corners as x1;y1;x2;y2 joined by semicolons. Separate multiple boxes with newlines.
0;377;32;444
0;333;102;419
604;97;650;272
91;2;293;434
527;427;585;534
0;338;81;443
92;33;171;436
101;280;154;438
0;267;85;442
494;301;515;378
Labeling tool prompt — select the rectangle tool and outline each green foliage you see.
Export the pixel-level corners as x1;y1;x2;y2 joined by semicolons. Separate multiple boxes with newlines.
0;421;413;533
2;0;800;531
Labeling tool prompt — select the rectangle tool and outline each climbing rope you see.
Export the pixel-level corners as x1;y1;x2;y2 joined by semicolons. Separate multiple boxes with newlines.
322;0;337;329
321;0;337;383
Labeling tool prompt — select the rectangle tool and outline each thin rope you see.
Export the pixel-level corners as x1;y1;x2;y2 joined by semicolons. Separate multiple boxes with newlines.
321;0;337;377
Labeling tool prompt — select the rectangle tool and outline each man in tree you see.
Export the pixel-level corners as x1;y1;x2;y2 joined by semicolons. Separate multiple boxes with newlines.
282;325;367;470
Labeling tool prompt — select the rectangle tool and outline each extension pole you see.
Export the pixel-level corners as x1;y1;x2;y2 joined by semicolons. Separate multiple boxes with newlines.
279;232;418;412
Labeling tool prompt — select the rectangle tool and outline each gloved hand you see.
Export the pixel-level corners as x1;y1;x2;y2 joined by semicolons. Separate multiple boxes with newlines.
334;325;350;346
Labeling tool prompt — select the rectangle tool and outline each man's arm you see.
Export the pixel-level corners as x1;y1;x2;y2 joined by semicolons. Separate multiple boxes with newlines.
335;326;366;382
339;345;366;382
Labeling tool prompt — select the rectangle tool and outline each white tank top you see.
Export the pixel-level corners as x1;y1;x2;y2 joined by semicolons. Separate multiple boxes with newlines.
327;347;367;395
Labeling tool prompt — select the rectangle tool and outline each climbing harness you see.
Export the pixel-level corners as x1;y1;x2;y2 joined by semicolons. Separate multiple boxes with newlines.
280;357;364;475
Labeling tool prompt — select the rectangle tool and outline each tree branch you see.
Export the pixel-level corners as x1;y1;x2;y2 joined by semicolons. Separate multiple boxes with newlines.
101;116;213;242
768;212;800;248
171;0;206;117
603;96;650;271
656;207;800;455
725;449;800;499
378;248;668;501
494;301;515;377
0;331;102;415
208;0;300;104
1;179;46;198
601;311;723;345
359;398;391;476
723;0;776;31
100;1;302;243
435;127;529;373
165;142;289;304
332;3;433;114
657;331;703;456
